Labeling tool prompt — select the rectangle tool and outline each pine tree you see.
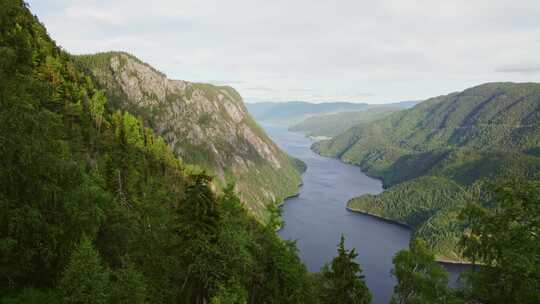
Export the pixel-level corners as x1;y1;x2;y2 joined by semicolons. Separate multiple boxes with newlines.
110;264;149;304
175;173;221;304
320;235;371;304
58;237;110;304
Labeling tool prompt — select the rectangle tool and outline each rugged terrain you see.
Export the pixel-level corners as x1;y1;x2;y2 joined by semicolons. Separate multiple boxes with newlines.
314;82;540;260
75;52;304;219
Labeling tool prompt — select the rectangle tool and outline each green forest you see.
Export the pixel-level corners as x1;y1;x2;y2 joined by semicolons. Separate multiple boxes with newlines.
71;50;305;221
314;81;540;260
0;2;370;303
1;1;539;303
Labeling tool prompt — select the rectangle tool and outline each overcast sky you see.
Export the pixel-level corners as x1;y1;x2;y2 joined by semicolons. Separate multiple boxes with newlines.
28;0;540;104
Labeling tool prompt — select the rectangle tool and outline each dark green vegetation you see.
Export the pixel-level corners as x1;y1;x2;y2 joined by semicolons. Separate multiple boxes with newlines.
459;179;540;304
314;82;540;260
73;51;303;221
0;2;371;303
316;236;372;304
3;1;538;303
290;107;401;138
391;239;460;304
390;179;540;304
246;101;369;125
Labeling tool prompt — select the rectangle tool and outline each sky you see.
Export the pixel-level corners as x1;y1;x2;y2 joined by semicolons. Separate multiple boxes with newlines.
27;0;540;104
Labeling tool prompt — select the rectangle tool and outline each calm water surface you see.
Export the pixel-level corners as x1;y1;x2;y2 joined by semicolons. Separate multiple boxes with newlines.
262;123;410;304
262;123;468;304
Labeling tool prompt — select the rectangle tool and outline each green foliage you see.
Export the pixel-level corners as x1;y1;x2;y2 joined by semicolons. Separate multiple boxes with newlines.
210;282;247;304
198;112;213;127
347;176;471;259
390;239;461;304
74;51;305;221
109;264;148;304
316;82;540;260
89;89;107;131
175;174;221;303
0;0;109;287
59;237;110;304
319;236;372;304
0;288;60;304
459;179;540;304
0;3;316;303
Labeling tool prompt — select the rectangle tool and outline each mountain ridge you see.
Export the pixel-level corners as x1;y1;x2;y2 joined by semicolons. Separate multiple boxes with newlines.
75;51;304;219
313;82;540;260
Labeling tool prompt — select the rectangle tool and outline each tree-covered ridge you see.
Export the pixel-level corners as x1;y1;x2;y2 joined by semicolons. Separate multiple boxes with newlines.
389;179;540;304
314;83;540;260
1;0;183;292
73;51;304;220
289;107;400;138
0;2;323;303
1;3;377;303
315;82;540;170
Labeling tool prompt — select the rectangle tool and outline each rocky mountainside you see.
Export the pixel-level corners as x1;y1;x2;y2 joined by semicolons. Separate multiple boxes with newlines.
75;52;304;219
314;82;540;260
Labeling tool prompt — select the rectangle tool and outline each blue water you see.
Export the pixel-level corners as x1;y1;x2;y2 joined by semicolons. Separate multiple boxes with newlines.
262;123;410;304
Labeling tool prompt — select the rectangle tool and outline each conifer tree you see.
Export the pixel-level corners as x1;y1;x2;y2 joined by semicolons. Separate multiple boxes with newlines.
110;264;149;304
321;235;371;304
176;173;221;304
59;237;110;304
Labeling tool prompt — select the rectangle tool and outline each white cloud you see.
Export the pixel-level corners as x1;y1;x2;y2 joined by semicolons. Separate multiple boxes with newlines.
64;5;128;26
27;0;540;104
495;66;540;74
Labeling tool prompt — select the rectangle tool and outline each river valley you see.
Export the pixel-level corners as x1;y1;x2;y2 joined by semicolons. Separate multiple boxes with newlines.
261;123;467;304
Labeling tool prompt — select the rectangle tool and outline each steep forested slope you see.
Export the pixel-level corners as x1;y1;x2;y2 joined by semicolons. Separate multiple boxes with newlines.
314;83;540;260
74;52;303;219
0;2;315;302
289;107;400;137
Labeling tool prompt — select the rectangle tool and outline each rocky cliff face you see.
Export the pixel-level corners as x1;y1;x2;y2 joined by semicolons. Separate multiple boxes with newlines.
75;52;303;219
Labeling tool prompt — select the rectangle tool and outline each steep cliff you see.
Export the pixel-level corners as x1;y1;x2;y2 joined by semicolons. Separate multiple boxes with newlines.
75;52;304;219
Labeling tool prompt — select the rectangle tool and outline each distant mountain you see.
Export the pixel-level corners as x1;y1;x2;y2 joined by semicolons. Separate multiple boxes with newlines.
246;101;369;125
75;52;304;218
313;82;540;261
289;107;401;137
385;100;420;109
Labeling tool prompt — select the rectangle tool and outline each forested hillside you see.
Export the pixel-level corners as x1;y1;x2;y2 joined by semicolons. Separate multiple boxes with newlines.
314;82;540;260
289;107;400;137
74;52;303;220
0;2;318;303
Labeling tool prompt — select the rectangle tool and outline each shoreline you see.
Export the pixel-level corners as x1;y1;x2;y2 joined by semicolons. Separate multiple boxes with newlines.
346;206;473;266
277;180;304;207
277;192;300;207
345;207;411;228
436;258;474;266
286;129;473;266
